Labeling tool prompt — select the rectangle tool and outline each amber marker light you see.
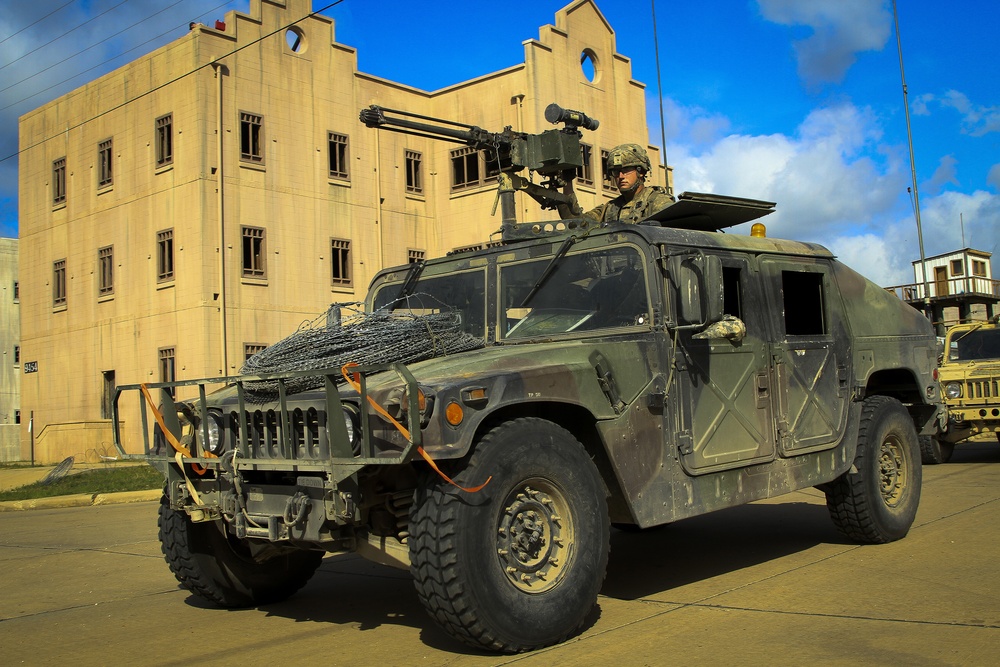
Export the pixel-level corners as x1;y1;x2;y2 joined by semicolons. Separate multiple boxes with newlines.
445;401;464;426
751;223;766;238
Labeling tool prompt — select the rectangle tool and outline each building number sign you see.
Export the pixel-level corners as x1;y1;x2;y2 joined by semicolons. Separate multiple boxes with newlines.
23;361;38;374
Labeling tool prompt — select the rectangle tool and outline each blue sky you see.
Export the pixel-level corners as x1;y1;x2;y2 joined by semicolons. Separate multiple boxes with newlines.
1;0;997;287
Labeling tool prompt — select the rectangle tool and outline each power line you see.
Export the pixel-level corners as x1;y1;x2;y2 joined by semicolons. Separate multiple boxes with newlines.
0;0;78;48
0;0;133;73
0;2;235;114
0;0;188;98
0;0;346;166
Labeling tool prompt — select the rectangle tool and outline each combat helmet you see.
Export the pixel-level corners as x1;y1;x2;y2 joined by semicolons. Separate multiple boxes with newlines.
606;143;652;174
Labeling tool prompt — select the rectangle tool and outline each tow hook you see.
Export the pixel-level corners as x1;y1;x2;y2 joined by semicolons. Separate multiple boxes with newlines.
284;492;310;528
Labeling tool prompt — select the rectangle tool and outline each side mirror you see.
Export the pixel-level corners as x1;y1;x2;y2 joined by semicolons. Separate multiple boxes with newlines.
668;251;724;329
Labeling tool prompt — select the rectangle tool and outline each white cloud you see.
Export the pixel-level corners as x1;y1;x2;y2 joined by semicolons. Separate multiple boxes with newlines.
757;0;892;86
669;102;903;241
925;155;960;193
922;90;1000;137
988;164;1000;191
660;98;1000;288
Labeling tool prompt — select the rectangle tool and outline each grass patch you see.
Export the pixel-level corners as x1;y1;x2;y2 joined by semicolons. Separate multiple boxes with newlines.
0;465;163;502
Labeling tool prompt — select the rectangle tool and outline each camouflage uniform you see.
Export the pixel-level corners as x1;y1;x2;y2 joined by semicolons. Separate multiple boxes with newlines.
580;185;675;224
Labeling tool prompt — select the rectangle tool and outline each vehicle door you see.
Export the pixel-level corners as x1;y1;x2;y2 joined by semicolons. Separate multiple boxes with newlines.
759;257;850;454
673;252;778;474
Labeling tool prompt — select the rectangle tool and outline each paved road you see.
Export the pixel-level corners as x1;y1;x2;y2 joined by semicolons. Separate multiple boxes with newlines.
1;442;998;666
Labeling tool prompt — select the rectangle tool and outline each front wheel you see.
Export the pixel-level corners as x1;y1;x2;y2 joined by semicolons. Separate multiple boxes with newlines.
409;418;610;653
919;435;954;464
825;396;922;544
158;494;324;607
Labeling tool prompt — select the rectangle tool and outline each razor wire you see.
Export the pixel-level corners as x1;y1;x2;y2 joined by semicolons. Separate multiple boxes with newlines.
239;298;486;403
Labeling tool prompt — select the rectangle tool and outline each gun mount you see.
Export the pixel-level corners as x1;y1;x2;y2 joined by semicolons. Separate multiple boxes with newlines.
360;103;598;236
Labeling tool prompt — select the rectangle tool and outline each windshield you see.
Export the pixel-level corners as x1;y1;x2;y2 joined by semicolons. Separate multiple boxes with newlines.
501;246;649;339
371;268;487;338
949;329;1000;361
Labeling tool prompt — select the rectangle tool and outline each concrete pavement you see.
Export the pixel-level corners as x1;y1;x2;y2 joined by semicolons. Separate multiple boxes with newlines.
0;440;997;665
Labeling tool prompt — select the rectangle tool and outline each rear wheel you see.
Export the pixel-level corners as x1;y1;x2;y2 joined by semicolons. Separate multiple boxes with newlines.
158;494;323;607
825;396;922;544
409;418;610;653
919;435;954;464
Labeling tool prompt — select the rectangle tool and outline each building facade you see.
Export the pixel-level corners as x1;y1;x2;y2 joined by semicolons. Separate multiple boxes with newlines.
17;0;670;462
0;238;19;462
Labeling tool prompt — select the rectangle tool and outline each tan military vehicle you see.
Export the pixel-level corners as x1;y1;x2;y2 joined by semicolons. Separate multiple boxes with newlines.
927;315;1000;463
113;105;944;653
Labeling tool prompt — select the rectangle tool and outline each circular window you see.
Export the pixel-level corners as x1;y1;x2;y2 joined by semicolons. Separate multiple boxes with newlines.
286;27;306;53
580;49;600;83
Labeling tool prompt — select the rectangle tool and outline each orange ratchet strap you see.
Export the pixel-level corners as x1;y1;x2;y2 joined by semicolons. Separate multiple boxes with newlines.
139;383;216;475
341;363;490;493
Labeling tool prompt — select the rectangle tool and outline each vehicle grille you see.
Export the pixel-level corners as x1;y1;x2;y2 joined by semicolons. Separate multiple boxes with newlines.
227;407;330;460
965;377;1000;403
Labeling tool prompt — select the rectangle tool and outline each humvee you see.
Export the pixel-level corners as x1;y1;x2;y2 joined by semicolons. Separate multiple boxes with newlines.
114;208;942;653
927;315;1000;462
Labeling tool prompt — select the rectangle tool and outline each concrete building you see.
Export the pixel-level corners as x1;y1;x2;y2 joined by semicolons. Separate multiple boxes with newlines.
17;0;670;463
0;238;19;462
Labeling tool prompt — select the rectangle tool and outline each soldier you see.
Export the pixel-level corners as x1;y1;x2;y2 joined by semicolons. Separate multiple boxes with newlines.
558;143;675;224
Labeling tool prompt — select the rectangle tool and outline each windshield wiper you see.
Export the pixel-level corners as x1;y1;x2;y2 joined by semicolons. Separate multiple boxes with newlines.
390;260;425;311
519;236;577;308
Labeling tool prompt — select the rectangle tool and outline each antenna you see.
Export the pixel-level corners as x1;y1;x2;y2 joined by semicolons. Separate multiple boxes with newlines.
892;0;931;320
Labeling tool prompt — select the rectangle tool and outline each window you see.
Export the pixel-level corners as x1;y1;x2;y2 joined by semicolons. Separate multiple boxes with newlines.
951;259;964;276
98;138;113;187
972;260;987;277
53;157;66;204
157;229;174;282
101;370;116;420
13;345;19;364
782;271;826;336
600;149;616;192
328;132;350;180
576;143;594;186
242;226;266;278
98;246;114;296
14;410;20;425
331;238;351;286
53;259;67;307
240;112;264;163
155;114;173;167
498;246;649;339
408;249;425;264
451;147;482;190
12;281;17;301
245;343;267;361
405;150;422;193
158;348;176;398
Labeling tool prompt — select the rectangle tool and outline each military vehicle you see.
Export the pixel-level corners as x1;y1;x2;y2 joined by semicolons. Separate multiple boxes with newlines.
926;315;1000;463
113;104;944;653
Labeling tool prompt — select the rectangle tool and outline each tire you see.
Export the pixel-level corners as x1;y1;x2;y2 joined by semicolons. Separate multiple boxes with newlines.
919;435;954;464
825;396;922;544
158;494;323;607
409;418;610;653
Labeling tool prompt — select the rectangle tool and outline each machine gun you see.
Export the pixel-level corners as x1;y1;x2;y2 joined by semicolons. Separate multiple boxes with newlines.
359;103;599;236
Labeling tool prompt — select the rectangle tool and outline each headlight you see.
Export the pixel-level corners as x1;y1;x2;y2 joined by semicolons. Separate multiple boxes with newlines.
199;411;225;454
342;403;361;455
945;382;963;399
